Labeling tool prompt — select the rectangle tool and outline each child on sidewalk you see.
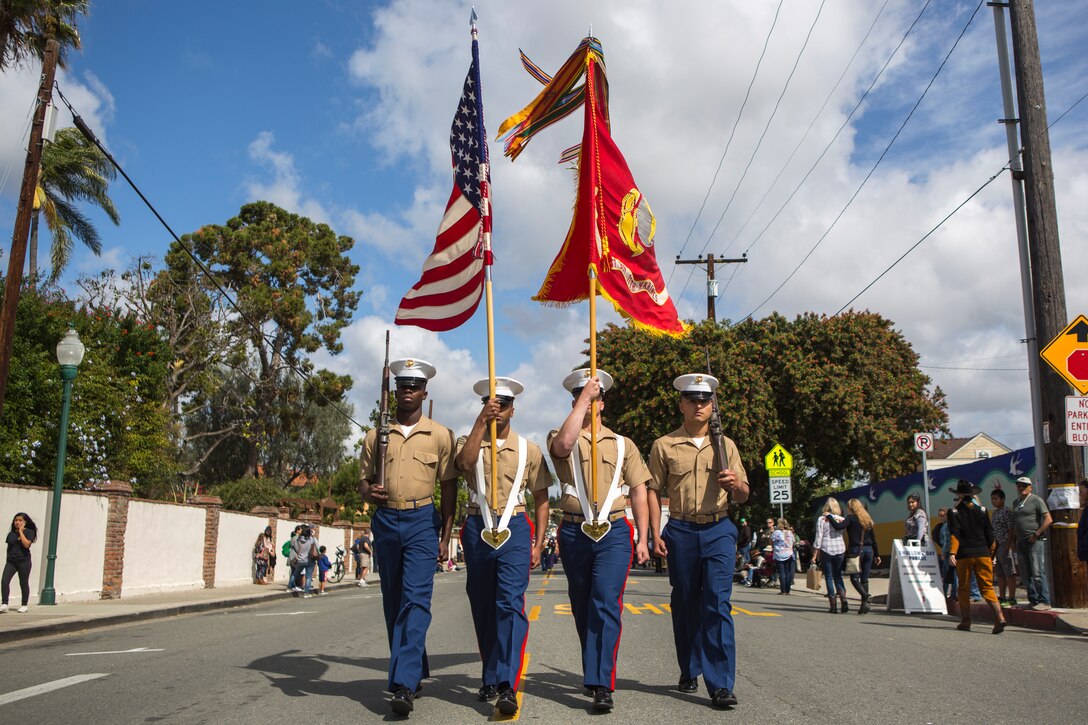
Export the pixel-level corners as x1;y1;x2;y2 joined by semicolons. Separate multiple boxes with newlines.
316;546;332;595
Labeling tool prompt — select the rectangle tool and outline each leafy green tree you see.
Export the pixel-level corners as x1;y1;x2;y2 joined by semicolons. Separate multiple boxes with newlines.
174;201;360;479
0;284;176;496
0;0;86;71
210;476;284;513
78;256;240;492
593;313;947;501
31;127;120;281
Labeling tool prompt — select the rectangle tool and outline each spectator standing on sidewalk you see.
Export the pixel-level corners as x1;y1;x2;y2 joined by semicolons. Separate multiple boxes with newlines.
1;512;36;613
253;526;273;584
352;531;372;587
291;526;317;597
771;519;795;595
989;489;1017;606
811;499;847;613
284;525;302;590
737;518;752;569
1012;476;1052;611
904;494;929;544
946;480;1006;634
316;545;332;594
831;498;881;614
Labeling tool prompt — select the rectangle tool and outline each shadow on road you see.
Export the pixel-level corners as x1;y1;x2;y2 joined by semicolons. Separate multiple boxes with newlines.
244;649;480;718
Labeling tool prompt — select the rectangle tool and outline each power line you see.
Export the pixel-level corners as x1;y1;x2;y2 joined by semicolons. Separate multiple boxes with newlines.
678;0;827;309
833;164;1007;316
722;0;893;256
697;0;828;256
670;0;784;278
738;0;986;323
53;84;370;435
716;0;936;309
726;0;936;276
833;83;1088;316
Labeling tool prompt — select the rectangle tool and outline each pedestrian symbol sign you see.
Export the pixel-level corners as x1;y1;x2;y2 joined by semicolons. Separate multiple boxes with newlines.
764;444;792;477
1040;314;1088;395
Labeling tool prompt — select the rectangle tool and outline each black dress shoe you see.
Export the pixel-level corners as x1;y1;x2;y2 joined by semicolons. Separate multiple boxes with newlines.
710;688;738;708
592;687;614;712
477;684;499;702
678;678;699;693
391;686;415;715
496;687;519;715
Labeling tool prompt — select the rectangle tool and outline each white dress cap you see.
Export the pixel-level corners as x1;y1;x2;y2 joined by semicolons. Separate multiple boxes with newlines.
472;377;525;399
390;358;437;383
673;373;719;399
562;367;615;394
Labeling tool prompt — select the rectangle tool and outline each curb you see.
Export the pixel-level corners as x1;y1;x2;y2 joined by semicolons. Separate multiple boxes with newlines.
0;580;362;645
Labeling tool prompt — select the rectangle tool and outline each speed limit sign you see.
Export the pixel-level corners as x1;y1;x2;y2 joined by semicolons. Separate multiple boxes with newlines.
913;432;934;453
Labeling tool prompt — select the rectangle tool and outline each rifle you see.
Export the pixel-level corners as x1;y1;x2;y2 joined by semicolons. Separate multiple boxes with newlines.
375;331;391;490
704;347;731;506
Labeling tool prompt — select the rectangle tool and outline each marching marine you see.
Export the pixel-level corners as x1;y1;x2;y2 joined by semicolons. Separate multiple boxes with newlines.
358;358;458;716
454;377;551;716
647;374;750;709
548;368;651;712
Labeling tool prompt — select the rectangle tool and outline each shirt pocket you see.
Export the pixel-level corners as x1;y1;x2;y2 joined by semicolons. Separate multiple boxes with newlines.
413;449;439;471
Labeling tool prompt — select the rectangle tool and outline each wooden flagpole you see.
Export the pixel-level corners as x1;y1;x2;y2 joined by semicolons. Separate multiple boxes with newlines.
589;267;599;518
472;13;500;531
586;50;601;519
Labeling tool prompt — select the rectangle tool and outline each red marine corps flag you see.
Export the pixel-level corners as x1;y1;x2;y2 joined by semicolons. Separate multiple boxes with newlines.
395;18;491;331
499;38;686;337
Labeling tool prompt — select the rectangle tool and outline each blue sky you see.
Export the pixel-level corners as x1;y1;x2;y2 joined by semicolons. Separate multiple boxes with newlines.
1;0;1086;471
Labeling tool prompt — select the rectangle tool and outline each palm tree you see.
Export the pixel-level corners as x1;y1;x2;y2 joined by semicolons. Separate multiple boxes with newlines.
0;0;87;71
29;126;119;280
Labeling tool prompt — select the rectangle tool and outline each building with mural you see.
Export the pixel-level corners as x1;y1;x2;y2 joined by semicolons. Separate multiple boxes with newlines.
824;447;1035;557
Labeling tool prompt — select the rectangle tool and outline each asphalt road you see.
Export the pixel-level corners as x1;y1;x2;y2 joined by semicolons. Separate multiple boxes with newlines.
0;567;1083;724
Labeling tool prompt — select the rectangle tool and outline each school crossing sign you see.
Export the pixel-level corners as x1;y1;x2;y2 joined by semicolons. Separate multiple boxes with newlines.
764;444;793;505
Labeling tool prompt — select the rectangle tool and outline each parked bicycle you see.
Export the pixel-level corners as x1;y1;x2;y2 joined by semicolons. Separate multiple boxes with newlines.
331;546;347;583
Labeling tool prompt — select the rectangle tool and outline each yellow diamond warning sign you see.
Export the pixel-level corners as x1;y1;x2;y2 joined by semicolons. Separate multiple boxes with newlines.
1040;314;1088;395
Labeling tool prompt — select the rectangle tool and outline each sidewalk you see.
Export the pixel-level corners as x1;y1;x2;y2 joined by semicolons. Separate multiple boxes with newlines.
794;571;1088;634
0;578;369;645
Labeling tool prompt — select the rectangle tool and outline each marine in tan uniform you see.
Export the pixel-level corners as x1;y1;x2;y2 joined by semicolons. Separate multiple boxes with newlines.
548;368;650;712
358;358;457;716
647;373;749;709
454;377;550;715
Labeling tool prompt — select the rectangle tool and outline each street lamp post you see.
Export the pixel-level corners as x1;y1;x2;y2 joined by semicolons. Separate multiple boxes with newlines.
39;327;85;606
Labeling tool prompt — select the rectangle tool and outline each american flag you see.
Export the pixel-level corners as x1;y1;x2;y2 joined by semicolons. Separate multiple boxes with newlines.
395;32;490;332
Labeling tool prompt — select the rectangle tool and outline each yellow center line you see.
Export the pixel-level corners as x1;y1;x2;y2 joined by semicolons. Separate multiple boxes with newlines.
528;605;540;622
536;588;546;596
490;652;530;721
733;606;782;617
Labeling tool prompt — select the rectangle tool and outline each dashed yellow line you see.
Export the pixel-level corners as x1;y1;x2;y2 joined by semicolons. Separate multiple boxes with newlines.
528;605;540;622
733;606;782;617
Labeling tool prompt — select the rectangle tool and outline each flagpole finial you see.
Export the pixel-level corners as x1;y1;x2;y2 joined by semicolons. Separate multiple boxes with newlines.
471;7;478;27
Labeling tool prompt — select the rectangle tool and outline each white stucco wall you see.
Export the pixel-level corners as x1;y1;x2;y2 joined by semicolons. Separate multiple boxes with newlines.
123;500;205;595
215;511;268;587
0;485;109;604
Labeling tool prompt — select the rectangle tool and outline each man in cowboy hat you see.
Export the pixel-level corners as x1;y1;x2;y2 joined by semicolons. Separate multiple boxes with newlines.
647;373;750;709
548;368;651;712
359;357;458;715
455;377;551;716
946;479;1007;634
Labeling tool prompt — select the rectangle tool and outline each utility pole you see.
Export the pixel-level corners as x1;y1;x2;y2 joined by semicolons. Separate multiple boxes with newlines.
674;253;747;323
1004;0;1086;607
0;39;60;421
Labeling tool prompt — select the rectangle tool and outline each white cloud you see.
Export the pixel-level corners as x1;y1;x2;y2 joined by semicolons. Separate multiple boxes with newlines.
335;0;1088;459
